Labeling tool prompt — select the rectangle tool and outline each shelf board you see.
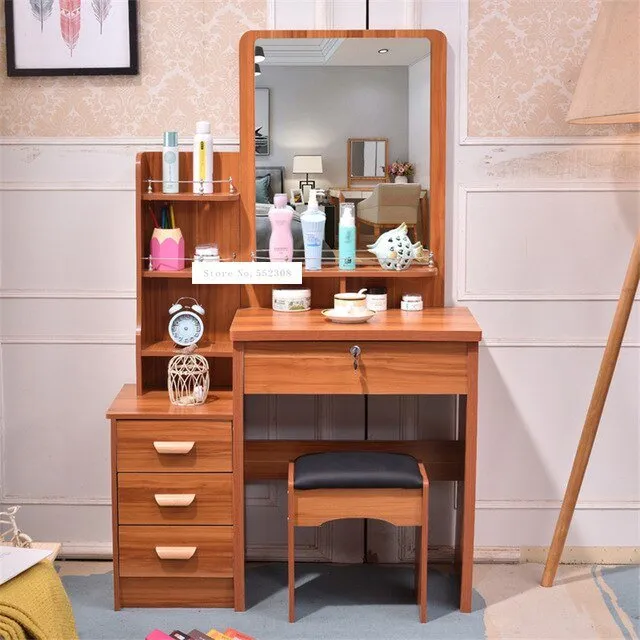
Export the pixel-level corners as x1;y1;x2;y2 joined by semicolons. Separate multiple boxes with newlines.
302;265;438;278
143;268;192;279
141;340;233;358
107;384;233;420
142;265;438;279
142;192;239;202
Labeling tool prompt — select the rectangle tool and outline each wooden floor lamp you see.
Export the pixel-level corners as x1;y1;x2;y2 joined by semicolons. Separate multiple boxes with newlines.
542;0;640;587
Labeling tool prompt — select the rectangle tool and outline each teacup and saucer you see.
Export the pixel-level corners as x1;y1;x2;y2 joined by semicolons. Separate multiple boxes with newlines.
321;288;376;324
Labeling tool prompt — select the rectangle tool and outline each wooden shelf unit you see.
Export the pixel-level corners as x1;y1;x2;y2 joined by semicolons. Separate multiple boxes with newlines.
136;151;241;394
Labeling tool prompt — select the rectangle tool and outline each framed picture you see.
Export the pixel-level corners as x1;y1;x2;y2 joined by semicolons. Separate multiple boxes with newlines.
290;188;303;205
4;0;138;76
255;87;270;156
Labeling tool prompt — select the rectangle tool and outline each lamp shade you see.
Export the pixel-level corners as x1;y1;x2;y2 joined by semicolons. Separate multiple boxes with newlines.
292;155;323;174
567;0;640;124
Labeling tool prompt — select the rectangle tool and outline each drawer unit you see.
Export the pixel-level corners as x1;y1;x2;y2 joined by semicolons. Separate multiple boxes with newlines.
118;473;233;525
119;577;234;608
244;341;469;395
116;420;232;472
119;525;233;578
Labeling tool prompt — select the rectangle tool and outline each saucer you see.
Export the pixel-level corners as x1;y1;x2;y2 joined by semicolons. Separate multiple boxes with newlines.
321;308;375;324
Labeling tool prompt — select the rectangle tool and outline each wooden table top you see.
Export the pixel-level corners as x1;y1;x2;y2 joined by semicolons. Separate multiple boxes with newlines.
106;385;233;420
230;308;482;343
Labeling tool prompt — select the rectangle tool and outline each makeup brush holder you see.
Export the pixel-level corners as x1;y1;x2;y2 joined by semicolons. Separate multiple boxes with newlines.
150;228;185;271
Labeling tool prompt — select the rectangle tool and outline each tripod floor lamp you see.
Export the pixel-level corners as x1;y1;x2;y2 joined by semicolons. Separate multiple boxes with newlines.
542;0;640;587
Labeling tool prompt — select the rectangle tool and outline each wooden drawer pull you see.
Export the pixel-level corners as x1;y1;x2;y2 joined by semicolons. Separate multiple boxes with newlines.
153;441;195;455
155;546;197;560
154;493;196;507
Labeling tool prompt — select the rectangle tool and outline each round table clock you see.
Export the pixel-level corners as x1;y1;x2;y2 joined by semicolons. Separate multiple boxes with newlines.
168;297;205;347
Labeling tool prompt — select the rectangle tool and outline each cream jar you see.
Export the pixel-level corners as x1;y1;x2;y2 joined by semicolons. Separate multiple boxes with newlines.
272;288;311;312
194;243;220;262
366;286;387;312
401;293;423;311
334;288;367;312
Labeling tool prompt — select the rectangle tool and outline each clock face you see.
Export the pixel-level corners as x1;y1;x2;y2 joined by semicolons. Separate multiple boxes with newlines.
168;310;204;346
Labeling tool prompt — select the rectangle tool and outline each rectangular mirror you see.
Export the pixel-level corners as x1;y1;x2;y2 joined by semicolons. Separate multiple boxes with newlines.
242;31;445;271
348;138;388;185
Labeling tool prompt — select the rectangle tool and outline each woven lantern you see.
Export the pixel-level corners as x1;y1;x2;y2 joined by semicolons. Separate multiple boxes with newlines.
168;354;210;406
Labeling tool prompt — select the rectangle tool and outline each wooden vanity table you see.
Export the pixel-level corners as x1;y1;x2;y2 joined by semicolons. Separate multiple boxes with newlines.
230;308;481;612
107;28;483;616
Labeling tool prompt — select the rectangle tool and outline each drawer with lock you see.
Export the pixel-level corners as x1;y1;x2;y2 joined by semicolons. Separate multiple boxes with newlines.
116;420;232;472
243;341;469;395
118;473;232;525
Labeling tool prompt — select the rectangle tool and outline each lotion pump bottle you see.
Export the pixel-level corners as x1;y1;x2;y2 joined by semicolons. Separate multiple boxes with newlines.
338;202;356;270
268;193;294;262
192;121;213;194
300;189;326;270
162;131;179;194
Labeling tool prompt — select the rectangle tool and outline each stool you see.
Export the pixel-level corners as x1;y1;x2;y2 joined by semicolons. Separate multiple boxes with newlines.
287;451;429;622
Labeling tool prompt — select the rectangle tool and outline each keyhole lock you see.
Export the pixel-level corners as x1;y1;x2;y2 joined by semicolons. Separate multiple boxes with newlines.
350;345;361;371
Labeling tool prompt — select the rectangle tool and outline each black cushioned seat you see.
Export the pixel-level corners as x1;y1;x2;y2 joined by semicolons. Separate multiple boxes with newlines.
294;452;422;490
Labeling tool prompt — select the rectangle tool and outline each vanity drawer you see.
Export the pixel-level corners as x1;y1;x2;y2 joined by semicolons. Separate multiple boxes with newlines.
116;421;231;472
118;473;232;525
118;525;233;578
244;341;468;395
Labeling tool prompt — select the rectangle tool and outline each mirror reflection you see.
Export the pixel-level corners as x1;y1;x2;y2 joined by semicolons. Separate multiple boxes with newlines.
254;37;431;257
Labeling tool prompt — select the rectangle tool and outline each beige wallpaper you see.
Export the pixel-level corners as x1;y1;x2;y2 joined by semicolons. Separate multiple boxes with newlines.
468;0;636;137
0;0;268;137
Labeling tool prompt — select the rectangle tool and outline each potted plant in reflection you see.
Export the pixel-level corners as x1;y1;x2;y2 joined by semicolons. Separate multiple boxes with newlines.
384;161;414;183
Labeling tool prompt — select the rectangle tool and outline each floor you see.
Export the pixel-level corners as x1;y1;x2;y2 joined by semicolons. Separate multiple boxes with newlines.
57;561;639;640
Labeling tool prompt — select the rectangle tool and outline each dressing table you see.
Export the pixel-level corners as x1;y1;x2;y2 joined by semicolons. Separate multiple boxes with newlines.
107;28;481;616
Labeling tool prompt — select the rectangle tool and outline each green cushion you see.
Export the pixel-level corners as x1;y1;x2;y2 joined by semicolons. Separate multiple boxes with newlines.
256;174;271;204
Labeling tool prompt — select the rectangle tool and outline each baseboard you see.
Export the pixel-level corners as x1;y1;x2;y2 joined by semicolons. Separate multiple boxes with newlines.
58;543;640;565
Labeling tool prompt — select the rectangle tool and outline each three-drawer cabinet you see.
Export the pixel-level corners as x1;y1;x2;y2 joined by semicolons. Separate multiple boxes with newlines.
107;385;237;609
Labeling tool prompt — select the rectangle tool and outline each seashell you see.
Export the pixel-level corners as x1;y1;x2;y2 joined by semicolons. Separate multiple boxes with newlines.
367;223;429;271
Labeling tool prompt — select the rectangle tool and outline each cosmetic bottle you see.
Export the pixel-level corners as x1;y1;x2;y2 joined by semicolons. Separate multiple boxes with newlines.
192;121;213;194
268;193;294;262
162;131;179;194
338;202;356;270
300;189;326;270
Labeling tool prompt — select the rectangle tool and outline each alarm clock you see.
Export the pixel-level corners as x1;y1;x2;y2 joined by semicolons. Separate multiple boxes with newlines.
168;297;205;347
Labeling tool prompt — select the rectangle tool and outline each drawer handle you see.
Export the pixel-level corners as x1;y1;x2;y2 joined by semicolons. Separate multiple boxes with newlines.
154;493;196;507
155;546;197;560
153;441;195;455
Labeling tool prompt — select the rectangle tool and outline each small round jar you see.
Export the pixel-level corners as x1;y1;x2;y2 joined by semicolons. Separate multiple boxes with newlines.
194;243;220;262
272;288;311;312
401;293;423;311
366;286;387;312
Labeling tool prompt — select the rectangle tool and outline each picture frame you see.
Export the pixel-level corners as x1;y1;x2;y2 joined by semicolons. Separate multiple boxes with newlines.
290;188;303;205
255;87;270;156
4;0;139;77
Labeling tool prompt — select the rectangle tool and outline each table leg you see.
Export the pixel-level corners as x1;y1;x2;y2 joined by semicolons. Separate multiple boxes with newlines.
233;344;246;611
459;343;478;612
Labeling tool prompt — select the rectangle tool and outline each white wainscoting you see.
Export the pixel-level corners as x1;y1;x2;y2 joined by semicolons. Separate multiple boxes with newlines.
1;0;639;559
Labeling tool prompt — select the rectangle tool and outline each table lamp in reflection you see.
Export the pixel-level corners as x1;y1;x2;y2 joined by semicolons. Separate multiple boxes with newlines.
292;155;323;202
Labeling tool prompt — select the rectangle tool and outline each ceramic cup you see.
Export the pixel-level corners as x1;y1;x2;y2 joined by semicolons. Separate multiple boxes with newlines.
333;289;367;314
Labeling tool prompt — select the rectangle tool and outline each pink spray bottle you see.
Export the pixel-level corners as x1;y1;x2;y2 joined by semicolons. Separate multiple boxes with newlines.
268;193;294;262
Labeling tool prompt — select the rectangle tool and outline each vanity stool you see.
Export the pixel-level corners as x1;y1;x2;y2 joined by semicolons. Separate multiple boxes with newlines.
287;451;430;623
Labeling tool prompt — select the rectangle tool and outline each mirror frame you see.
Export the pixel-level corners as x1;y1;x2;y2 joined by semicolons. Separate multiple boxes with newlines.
239;29;447;307
347;137;389;187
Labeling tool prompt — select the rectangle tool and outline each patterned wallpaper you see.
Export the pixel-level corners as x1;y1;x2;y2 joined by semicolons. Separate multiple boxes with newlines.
468;0;636;137
0;0;268;137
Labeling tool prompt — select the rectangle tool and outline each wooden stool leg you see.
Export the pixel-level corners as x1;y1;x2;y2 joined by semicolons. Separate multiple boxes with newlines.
288;462;295;622
418;462;429;623
414;527;422;604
